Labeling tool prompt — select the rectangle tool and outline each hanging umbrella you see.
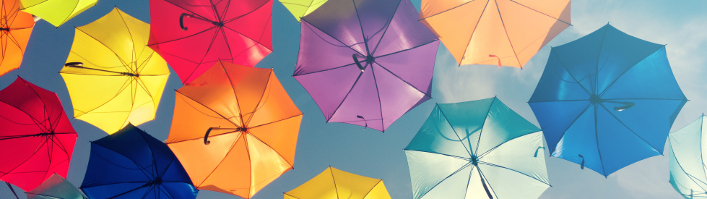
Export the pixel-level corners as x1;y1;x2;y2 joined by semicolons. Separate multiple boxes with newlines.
26;173;87;199
0;77;77;192
404;97;550;199
166;61;303;198
60;7;170;134
419;0;571;68
528;24;687;176
284;166;391;199
668;115;707;199
80;124;198;199
0;0;34;77
279;0;327;22
148;0;273;84
18;0;96;27
293;0;439;131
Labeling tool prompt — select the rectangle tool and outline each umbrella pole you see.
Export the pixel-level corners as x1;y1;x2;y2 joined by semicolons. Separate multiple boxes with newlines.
479;174;493;199
5;182;18;199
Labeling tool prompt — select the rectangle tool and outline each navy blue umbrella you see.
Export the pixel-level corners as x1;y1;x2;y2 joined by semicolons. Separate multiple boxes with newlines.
529;24;687;176
80;124;198;198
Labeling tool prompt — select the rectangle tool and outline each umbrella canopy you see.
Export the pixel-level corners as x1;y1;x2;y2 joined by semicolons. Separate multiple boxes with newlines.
419;0;571;68
0;0;34;77
19;0;96;27
0;77;77;191
80;124;198;199
528;24;687;176
60;8;170;134
293;0;439;131
284;166;391;199
26;173;87;199
668;115;707;199
148;0;273;84
166;61;302;198
279;0;327;22
404;97;550;199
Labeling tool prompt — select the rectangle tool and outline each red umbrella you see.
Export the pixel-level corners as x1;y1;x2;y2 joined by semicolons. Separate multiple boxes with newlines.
0;77;77;192
148;0;273;84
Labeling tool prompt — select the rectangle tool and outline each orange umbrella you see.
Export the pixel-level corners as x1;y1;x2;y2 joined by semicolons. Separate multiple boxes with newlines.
1;0;34;76
166;61;303;198
419;0;571;68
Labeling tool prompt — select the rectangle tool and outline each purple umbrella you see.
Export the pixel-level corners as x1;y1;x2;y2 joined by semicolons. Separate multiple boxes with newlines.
293;0;439;131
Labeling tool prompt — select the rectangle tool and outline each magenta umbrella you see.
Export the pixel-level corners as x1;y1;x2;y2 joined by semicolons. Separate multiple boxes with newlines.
293;0;439;131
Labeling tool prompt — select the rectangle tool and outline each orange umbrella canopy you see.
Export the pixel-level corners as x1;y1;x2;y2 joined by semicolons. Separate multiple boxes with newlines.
420;0;571;68
0;0;34;76
166;61;303;198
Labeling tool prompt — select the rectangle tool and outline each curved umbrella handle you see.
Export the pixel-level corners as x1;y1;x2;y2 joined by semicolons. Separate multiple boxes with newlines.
357;115;367;130
534;146;545;157
204;127;216;145
352;54;366;72
64;62;84;67
180;13;190;31
578;154;585;169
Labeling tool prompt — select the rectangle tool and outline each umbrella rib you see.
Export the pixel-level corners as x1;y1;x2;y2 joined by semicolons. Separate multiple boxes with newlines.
157;184;176;199
352;0;370;55
436;105;473;156
370;63;386;130
247;133;294;168
374;61;431;98
493;0;522;68
550;50;593;96
219;61;246;126
479;161;550;185
1;137;51;176
593;104;608;176
196;133;242;188
327;71;365;121
477;131;541;158
66;52;127;70
161;0;214;22
460;166;474;199
222;0;270;24
602;97;686;101
136;129;160;178
293;63;356;77
300;20;365;56
508;0;570;25
0;99;52;133
243;70;273;126
474;98;497;157
81;181;153;189
219;29;237;66
475;166;500;199
284;192;301;199
55;0;81;27
598;46;664;96
373;40;438;59
146;26;217;46
420;0;479;20
115;9;138;67
528;99;589;103
75;28;130;69
403;149;469;161
329;167;341;199
140;184;156;199
183;29;222;83
90;145;153;179
594;26;610;94
668;147;707;193
597;103;662;152
369;0;403;55
175;91;236;124
361;180;383;198
73;77;132;119
416;163;473;199
458;0;490;65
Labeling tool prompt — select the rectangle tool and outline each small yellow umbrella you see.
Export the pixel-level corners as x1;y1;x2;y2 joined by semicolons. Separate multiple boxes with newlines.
279;0;328;22
60;7;169;134
19;0;96;27
285;167;391;199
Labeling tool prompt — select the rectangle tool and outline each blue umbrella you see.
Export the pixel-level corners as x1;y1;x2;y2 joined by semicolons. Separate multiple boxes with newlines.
80;124;198;199
529;24;687;176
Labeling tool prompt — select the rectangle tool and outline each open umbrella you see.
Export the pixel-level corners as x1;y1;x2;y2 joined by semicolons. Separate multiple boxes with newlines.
0;77;77;192
148;0;273;84
419;0;571;68
60;8;170;134
284;166;391;199
19;0;96;27
166;61;302;198
80;124;198;199
668;115;707;199
0;0;34;77
293;0;439;131
528;24;687;176
279;0;327;22
26;173;87;199
404;97;550;199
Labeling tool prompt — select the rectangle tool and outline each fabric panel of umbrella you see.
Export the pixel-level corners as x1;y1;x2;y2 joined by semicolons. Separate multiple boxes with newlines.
668;115;707;199
26;173;88;199
284;166;391;199
0;0;34;77
279;0;327;22
19;0;96;27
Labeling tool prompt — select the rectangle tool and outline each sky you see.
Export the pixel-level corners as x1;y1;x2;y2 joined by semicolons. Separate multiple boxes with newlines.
2;0;707;198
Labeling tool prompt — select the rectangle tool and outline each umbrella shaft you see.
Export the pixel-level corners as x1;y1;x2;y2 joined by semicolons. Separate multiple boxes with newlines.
479;175;493;199
64;63;137;76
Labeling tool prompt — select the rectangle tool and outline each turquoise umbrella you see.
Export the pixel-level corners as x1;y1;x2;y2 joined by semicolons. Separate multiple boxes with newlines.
26;173;87;199
669;115;707;199
404;97;550;199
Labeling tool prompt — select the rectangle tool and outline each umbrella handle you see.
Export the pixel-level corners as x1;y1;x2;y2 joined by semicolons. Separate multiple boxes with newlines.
534;146;545;157
356;115;367;130
352;54;366;72
479;174;494;199
204;127;216;145
578;154;585;169
180;13;190;31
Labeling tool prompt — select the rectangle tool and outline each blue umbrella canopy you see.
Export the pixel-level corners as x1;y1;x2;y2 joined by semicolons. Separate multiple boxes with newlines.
529;24;687;176
668;115;707;199
404;97;550;199
80;124;198;199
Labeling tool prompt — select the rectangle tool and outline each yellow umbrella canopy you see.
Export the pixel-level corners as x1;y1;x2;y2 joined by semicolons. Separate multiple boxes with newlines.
60;7;169;134
19;0;96;27
279;0;328;22
284;167;391;199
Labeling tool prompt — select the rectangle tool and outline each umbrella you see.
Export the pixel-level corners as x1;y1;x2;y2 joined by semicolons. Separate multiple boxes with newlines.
284;166;391;199
528;24;687;176
80;124;198;199
26;173;87;199
18;0;96;27
166;61;302;198
404;97;550;199
0;0;34;77
668;115;707;199
148;0;273;84
419;0;571;68
0;77;77;192
60;7;170;134
293;0;439;131
279;0;327;22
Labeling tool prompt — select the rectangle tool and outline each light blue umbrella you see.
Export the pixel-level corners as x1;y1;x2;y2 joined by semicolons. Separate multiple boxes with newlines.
26;173;87;199
404;97;550;199
529;24;687;176
669;115;707;199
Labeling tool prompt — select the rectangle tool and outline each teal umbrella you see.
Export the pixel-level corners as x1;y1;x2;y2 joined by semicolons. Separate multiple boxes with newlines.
669;115;707;199
404;97;550;199
26;173;87;199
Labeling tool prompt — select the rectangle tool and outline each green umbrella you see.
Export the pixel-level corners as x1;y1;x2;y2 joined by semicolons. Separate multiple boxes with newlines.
26;173;87;199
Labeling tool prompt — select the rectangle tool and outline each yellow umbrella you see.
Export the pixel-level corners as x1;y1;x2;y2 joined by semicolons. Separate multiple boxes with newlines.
285;167;391;199
19;0;96;27
279;0;328;22
60;7;169;134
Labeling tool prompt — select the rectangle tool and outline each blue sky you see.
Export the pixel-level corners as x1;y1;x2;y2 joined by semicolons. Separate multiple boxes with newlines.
2;0;706;198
